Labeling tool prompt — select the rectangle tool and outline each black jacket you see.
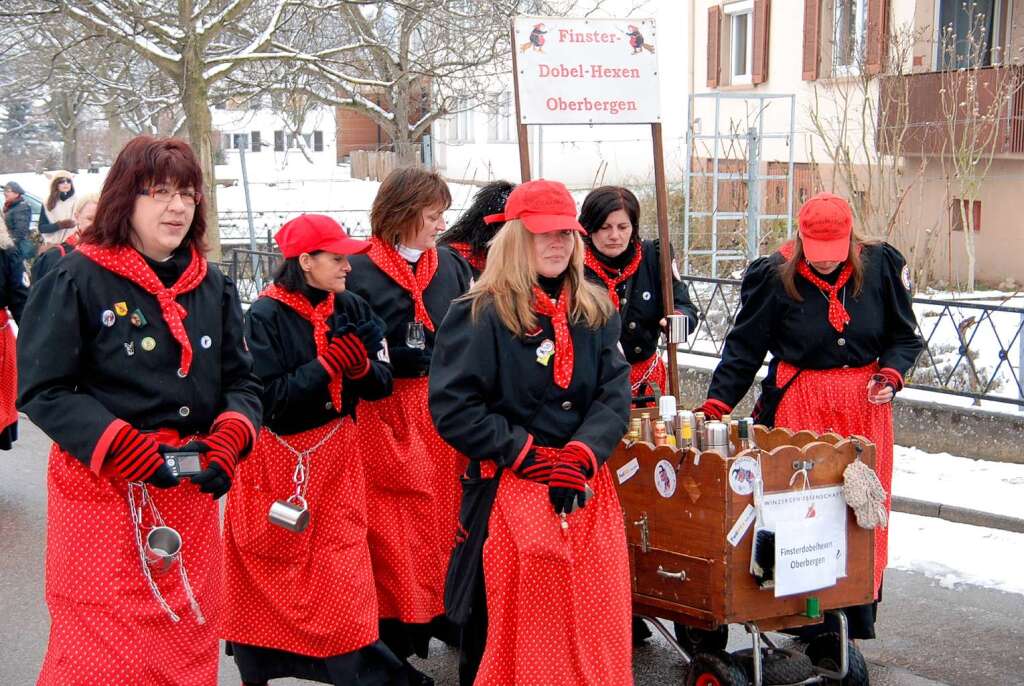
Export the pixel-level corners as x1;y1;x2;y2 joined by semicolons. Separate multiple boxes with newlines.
347;248;472;378
707;242;924;408
16;248;262;469
0;246;28;323
584;239;699;364
245;287;393;435
4;198;31;241
429;297;631;466
30;241;76;285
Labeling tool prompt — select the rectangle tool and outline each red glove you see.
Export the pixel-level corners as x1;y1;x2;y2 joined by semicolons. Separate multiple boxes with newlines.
874;367;904;392
513;443;555;483
696;398;732;421
320;332;370;378
548;442;595;515
189;417;251;499
108;423;177;488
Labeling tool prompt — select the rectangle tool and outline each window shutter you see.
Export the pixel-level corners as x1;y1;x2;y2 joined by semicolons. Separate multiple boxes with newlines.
707;6;722;88
313;130;324;152
865;0;889;75
250;131;261;152
752;0;771;85
274;130;284;152
802;0;820;81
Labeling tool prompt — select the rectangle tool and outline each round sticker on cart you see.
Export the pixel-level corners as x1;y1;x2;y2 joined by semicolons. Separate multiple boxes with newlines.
729;456;760;496
200;335;212;349
654;459;677;498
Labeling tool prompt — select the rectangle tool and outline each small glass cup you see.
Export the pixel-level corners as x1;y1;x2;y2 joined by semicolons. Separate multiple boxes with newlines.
406;321;426;350
867;374;891;405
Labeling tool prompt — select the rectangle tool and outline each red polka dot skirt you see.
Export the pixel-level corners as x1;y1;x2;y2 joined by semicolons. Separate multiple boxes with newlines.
356;377;466;623
38;442;222;686
0;319;17;433
221;418;379;658
775;361;893;596
477;466;633;686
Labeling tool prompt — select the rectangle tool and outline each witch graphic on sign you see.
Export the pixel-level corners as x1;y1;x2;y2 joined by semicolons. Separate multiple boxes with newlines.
625;24;655;54
521;23;547;53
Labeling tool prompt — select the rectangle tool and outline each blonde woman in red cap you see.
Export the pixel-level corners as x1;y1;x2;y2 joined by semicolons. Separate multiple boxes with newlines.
698;191;923;640
221;214;410;685
429;179;633;685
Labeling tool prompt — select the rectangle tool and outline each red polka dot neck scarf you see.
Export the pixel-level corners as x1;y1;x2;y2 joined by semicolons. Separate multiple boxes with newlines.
367;237;439;332
796;260;854;332
584;242;643;309
78;243;207;374
531;284;574;389
261;283;341;408
446;241;486;273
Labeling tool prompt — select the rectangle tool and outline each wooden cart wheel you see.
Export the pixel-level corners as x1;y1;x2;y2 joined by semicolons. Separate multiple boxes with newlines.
685;651;747;686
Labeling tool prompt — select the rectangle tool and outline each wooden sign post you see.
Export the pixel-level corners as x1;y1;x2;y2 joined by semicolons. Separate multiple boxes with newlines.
510;16;680;399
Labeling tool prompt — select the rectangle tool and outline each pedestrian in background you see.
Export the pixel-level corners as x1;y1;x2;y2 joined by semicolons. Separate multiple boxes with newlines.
0;209;28;450
3;181;35;261
17;135;262;685
38;171;78;246
438;180;516;279
31;191;97;284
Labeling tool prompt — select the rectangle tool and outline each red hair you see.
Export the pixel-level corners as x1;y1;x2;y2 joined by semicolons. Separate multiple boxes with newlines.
83;135;208;252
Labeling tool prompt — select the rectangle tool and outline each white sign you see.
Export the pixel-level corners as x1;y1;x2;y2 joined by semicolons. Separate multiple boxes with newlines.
773;519;841;597
726;504;757;547
513;16;661;124
762;485;848;579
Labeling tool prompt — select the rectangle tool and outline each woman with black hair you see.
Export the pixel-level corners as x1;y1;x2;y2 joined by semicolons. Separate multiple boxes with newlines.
580;186;698;405
222;214;408;686
438;180;516;279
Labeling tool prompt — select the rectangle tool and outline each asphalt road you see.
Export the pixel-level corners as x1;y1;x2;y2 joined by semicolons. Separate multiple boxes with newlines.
2;419;1021;685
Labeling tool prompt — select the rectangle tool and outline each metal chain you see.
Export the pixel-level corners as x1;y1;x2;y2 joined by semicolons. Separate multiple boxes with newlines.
267;419;344;504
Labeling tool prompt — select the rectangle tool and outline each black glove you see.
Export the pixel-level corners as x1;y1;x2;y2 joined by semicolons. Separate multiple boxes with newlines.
355;319;385;356
389;345;431;377
148;449;181;489
175;441;233;500
512;449;553;482
329;312;357;340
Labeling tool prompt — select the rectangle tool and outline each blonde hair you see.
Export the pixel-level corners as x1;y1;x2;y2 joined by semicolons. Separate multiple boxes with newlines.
464;219;613;335
74;192;100;217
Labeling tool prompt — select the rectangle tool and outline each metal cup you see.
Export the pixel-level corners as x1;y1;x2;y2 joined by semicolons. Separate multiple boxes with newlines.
705;421;731;456
665;314;689;344
145;526;182;574
268;496;310;533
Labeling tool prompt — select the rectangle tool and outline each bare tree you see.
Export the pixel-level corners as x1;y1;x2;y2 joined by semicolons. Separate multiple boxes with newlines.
937;7;1024;291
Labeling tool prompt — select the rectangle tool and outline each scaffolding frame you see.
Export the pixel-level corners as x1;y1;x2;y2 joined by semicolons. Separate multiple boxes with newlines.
682;92;797;277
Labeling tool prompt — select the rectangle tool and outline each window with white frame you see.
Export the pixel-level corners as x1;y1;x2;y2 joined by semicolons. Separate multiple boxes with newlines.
451;99;473;143
833;0;866;74
724;1;753;85
222;133;250;150
487;91;514;143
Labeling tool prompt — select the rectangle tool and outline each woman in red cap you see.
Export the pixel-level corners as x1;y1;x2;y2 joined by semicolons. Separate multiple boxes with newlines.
429;179;633;686
580;185;698;409
697;191;923;640
345;167;472;681
221;214;409;685
17;135;262;685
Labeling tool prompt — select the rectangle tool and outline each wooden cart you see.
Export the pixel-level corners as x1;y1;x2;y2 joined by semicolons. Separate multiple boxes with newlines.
607;414;878;685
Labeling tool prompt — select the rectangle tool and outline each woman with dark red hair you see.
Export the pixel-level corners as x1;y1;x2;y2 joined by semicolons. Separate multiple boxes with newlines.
17;134;262;685
697;192;923;641
580;185;697;407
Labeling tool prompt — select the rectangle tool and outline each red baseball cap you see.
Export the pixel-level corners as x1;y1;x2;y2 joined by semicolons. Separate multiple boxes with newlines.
274;214;370;258
798;192;853;262
484;179;586;235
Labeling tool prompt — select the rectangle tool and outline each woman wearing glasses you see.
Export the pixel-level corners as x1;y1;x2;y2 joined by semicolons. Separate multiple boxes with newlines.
17;135;262;685
38;171;79;246
346;167;472;681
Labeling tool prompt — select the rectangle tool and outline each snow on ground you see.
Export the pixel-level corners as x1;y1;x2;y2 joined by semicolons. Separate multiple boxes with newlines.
892;446;1024;520
887;512;1024;594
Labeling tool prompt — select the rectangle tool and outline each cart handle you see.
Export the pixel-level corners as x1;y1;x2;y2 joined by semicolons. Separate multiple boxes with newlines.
656;565;687;582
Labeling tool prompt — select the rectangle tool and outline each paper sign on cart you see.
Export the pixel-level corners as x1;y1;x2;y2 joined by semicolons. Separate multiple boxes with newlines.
762;485;847;578
773;519;841;597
